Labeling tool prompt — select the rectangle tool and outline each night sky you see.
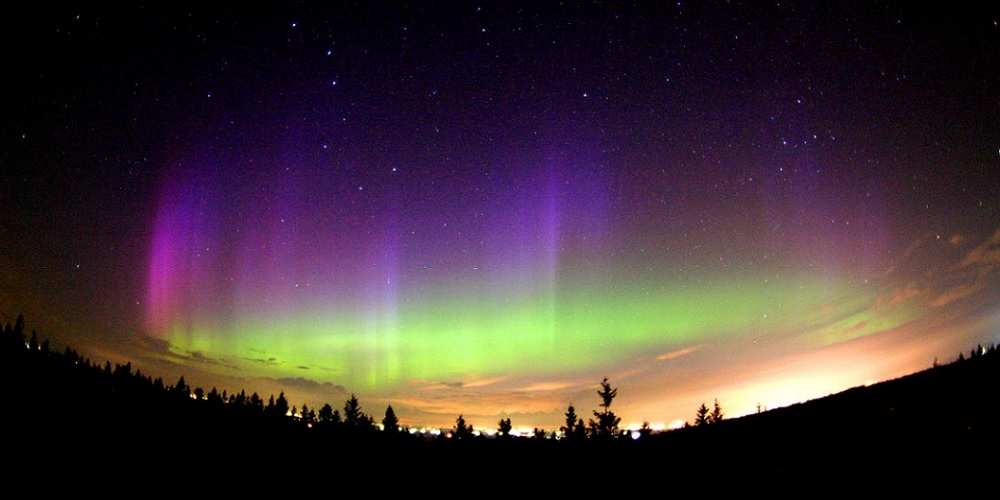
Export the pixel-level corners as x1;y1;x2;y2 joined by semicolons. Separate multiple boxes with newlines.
2;1;999;431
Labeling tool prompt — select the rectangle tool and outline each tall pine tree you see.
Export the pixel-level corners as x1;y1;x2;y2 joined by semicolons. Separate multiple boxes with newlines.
588;378;621;438
709;398;724;424
382;405;399;432
694;402;710;426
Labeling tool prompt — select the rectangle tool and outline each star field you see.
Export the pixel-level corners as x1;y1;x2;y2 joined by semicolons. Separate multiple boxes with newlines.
1;2;998;429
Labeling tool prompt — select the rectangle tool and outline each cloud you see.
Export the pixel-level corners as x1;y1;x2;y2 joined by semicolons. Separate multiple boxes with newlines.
865;228;1000;321
879;283;925;308
122;331;237;370
421;375;511;391
888;232;969;281
184;350;238;369
463;375;510;388
929;284;985;308
656;344;704;361
243;356;280;366
517;381;573;392
960;227;1000;269
273;376;348;395
132;333;173;357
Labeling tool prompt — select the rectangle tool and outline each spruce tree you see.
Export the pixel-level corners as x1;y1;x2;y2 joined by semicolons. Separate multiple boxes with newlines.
588;378;621;438
709;398;724;424
561;405;579;438
695;402;710;426
274;392;289;416
344;394;367;427
382;405;399;432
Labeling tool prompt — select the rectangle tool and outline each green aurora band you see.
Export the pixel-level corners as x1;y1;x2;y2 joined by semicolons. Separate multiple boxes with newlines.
161;271;887;393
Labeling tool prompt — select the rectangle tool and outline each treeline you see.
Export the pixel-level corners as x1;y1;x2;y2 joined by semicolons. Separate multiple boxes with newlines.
4;311;997;483
2;314;403;441
0;313;660;456
2;312;682;482
2;312;717;443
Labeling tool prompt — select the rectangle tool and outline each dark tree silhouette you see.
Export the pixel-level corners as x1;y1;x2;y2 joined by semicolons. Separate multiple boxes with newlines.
561;405;579;438
638;421;653;438
497;417;512;438
301;403;316;423
207;387;222;405
250;392;263;410
318;403;339;424
709;398;724;424
453;414;473;438
588;378;621;438
273;391;289;417
344;393;370;428
174;376;190;399
382;405;399;432
13;314;25;345
694;402;710;426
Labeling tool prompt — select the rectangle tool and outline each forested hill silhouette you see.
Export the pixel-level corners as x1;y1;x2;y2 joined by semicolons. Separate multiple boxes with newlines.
3;312;996;488
645;344;998;483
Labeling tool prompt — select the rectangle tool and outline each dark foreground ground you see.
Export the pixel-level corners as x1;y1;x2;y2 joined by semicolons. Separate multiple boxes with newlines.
4;338;996;492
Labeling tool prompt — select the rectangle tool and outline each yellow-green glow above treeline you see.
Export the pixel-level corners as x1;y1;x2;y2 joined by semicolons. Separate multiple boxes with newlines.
148;228;1000;430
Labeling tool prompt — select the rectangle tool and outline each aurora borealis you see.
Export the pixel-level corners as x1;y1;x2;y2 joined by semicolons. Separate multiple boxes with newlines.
2;2;999;431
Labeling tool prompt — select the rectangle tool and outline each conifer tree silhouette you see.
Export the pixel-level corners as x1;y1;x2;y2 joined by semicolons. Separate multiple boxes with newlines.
318;403;339;425
588;378;621;438
695;402;710;426
273;392;289;416
562;405;579;438
709;398;724;424
382;405;399;432
174;376;190;399
343;394;369;428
